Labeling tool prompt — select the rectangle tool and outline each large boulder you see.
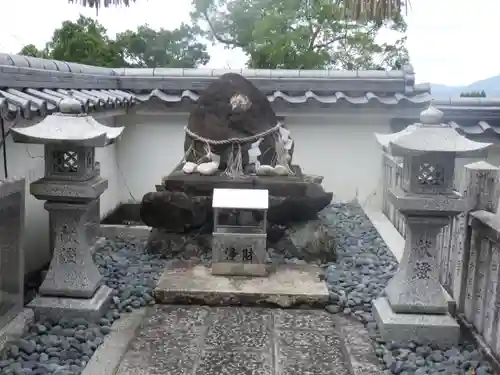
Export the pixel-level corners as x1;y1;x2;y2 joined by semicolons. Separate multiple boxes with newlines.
267;183;333;224
275;220;336;264
140;191;212;232
184;73;293;169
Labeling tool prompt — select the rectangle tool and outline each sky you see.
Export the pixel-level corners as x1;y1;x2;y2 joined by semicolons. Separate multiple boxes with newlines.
0;0;497;86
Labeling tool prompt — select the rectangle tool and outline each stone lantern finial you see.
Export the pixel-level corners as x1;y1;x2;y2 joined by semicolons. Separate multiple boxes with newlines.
420;104;443;126
58;97;82;115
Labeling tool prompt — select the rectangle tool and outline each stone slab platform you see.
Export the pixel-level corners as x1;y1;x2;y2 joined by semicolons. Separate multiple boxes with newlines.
154;264;329;308
115;305;350;375
373;297;460;348
163;168;307;197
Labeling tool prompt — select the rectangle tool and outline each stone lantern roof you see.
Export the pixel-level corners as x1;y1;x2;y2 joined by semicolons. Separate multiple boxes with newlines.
376;104;493;157
10;98;124;147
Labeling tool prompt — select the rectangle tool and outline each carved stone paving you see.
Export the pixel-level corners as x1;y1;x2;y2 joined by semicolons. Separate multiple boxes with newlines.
115;306;350;375
417;163;444;186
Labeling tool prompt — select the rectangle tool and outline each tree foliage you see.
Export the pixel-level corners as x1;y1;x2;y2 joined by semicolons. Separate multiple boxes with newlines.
116;24;210;68
67;0;408;22
19;15;210;68
460;91;486;98
191;0;409;69
18;44;47;58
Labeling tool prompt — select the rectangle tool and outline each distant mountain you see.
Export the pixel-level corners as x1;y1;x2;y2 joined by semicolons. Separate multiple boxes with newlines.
430;74;500;99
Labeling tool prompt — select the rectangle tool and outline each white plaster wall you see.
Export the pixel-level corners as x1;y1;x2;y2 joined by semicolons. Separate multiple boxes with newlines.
116;113;391;206
116;114;187;203
96;118;121;217
0;117;122;274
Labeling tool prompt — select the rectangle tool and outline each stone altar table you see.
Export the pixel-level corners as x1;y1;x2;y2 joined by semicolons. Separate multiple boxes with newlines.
11;98;124;320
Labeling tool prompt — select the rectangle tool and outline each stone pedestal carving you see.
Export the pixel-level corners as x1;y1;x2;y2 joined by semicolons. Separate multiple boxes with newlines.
373;105;492;348
11;99;124;320
40;202;102;298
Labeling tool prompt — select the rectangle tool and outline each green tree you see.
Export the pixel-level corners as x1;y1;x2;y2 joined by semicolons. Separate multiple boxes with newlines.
18;44;47;58
19;15;210;68
191;0;409;69
116;24;210;68
460;90;487;98
46;16;125;67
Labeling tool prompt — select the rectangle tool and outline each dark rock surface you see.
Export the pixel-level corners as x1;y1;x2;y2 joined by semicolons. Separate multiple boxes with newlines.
140;191;212;232
142;179;332;231
184;73;293;169
275;219;336;264
267;185;333;225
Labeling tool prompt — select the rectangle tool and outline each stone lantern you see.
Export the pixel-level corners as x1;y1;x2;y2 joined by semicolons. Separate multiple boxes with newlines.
11;98;124;320
373;105;492;347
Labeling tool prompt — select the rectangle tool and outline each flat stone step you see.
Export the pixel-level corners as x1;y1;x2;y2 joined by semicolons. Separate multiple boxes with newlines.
153;263;329;308
115;306;352;375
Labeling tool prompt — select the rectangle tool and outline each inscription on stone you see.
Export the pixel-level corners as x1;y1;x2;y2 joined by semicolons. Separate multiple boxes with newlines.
224;246;238;261
242;247;253;262
223;245;254;262
414;236;433;258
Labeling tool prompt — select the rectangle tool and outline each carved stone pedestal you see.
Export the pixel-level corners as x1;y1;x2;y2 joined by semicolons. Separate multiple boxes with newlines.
39;202;102;298
373;216;460;347
28;201;113;321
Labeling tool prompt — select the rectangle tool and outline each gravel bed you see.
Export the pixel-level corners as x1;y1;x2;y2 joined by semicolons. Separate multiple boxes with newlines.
0;237;166;375
0;203;495;374
323;203;494;375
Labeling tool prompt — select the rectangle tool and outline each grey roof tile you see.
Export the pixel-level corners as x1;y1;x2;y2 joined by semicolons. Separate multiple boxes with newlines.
0;88;136;121
129;88;431;108
0;54;428;119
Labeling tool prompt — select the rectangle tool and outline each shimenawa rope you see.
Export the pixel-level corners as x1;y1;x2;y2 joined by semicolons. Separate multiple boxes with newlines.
183;122;289;177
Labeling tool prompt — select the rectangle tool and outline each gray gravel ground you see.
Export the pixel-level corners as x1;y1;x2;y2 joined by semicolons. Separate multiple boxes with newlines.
323;203;495;375
0;203;495;374
0;238;166;375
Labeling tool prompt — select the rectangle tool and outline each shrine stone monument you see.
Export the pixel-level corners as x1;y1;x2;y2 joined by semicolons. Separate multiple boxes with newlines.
372;105;492;347
142;73;333;259
11;98;124;320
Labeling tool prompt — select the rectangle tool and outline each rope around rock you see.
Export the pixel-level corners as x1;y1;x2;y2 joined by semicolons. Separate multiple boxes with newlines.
184;122;283;145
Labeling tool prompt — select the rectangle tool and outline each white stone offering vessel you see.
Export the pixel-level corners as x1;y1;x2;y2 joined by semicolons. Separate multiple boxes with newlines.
11;98;124;320
373;104;492;348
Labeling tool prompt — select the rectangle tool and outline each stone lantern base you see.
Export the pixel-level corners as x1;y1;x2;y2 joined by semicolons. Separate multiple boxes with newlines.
372;297;459;348
27;200;113;322
28;285;113;321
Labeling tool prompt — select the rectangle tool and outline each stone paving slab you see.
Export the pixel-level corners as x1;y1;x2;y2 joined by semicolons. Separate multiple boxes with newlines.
154;264;329;308
115;306;351;375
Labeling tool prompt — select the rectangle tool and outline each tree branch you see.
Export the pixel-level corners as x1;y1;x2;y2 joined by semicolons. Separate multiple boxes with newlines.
308;26;321;50
314;35;345;50
201;11;245;48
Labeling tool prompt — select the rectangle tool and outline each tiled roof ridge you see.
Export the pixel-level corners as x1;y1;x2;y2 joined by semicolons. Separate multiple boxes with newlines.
0;53;418;92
